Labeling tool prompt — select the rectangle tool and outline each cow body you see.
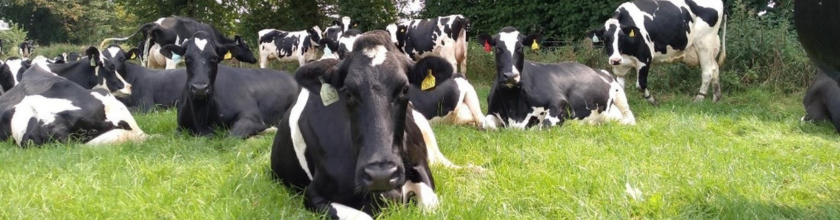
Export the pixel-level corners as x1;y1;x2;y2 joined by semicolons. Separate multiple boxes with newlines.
271;31;447;219
386;14;469;74
0;57;28;91
102;45;185;112
802;71;840;133
41;47;132;97
480;27;636;130
589;0;726;105
257;27;323;68
795;0;840;82
159;32;299;138
0;66;146;147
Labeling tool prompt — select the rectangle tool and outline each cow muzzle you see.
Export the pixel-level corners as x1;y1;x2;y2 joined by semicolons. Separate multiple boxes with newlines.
113;84;132;97
361;162;401;191
609;57;623;65
190;83;211;97
503;72;520;85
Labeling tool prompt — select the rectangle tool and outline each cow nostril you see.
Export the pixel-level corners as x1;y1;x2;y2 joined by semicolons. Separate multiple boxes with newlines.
363;163;399;191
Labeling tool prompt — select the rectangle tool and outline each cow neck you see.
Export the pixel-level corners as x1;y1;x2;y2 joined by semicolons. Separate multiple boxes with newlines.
491;81;531;122
182;92;218;131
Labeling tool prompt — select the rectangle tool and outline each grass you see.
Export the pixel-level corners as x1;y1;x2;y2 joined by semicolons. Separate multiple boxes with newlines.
1;42;839;219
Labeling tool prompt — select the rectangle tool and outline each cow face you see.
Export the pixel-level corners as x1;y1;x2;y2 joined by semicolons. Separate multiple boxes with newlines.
87;47;132;97
18;41;33;58
101;45;139;80
0;57;28;91
477;27;541;86
161;31;238;98
590;19;642;65
385;24;408;49
320;29;362;60
333;16;358;32
306;26;323;46
232;35;258;63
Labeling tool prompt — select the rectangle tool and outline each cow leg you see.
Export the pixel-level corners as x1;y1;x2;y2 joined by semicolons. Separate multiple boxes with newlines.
303;185;373;220
259;53;269;68
456;29;468;74
607;80;637;125
402;164;439;212
86;129;144;146
165;58;177;69
229;118;268;139
482;114;504;130
636;65;658;106
542;98;569;128
411;110;461;169
694;38;721;103
454;79;484;128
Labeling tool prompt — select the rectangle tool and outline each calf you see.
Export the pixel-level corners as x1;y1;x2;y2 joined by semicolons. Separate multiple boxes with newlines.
0;65;146;147
0;57;28;91
271;31;445;219
802;71;840;133
18;41;33;59
159;31;299;138
795;0;840;82
257;26;323;68
101;45;186;112
386;14;469;74
588;0;726;105
479;27;636;130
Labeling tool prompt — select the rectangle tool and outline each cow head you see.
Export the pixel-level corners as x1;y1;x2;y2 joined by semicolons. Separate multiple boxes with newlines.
477;27;541;86
101;44;140;81
332;16;359;32
308;31;443;192
161;31;238;98
588;19;642;65
87;46;132;97
230;35;258;63
319;29;362;60
385;24;408;49
18;41;33;58
306;26;324;46
0;57;29;91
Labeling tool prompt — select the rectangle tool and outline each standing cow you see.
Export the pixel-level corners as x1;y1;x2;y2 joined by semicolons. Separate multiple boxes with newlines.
18;41;33;59
479;27;636;130
588;0;727;105
386;14;469;74
795;0;840;82
257;26;323;68
802;70;840;133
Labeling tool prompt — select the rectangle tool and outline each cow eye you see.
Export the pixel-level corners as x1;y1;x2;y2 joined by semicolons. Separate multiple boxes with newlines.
119;56;126;61
495;47;502;53
209;56;219;63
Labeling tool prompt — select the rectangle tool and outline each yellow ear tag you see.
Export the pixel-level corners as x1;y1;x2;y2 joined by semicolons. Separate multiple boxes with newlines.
531;40;540;50
130;53;136;59
629;29;635;37
223;51;233;60
421;69;436;91
319;77;339;106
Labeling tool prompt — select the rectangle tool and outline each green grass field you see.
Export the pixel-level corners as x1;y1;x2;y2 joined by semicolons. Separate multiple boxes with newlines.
1;78;838;219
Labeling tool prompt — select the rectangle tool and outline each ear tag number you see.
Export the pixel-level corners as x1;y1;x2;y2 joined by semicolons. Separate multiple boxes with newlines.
421;69;436;91
319;77;339;106
531;40;540;50
224;51;233;60
172;54;182;63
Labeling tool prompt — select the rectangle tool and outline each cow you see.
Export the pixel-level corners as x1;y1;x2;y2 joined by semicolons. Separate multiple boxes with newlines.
257;26;323;68
158;31;299;138
323;16;359;44
104;16;257;69
802;70;840;133
51;52;83;64
587;0;727;105
386;14;469;75
795;0;840;83
101;45;186;112
18;41;33;59
0;57;28;91
478;27;636;130
319;29;362;60
0;65;146;147
270;30;451;220
37;47;133;98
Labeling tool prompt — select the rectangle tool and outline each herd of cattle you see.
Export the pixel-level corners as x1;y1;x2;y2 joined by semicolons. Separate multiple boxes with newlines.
0;0;837;219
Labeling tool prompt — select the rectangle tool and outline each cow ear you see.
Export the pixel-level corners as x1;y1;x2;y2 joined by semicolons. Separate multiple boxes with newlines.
408;56;453;90
523;33;543;49
85;47;101;66
159;44;185;60
332;20;341;26
319;38;339;52
622;26;640;38
477;33;495;47
587;28;605;43
234;35;243;46
217;44;239;62
126;48;139;60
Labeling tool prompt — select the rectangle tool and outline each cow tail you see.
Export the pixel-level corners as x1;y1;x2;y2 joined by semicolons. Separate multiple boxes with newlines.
98;23;157;49
717;14;727;67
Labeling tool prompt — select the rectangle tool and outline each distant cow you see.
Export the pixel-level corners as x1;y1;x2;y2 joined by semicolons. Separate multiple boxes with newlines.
105;16;257;69
257;26;323;67
386;14;469;74
323;16;359;44
802;71;840;133
588;0;727;105
101;45;186;112
38;47;132;97
0;65;146;147
319;29;362;60
52;52;83;64
0;57;28;91
18;41;33;59
271;31;447;219
159;31;299;138
479;27;636;130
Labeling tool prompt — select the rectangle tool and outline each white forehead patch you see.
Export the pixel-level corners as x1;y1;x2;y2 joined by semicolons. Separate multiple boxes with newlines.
341;16;351;30
339;36;359;53
194;38;208;51
363;45;388;66
5;59;23;85
107;47;121;59
498;31;520;57
386;24;398;43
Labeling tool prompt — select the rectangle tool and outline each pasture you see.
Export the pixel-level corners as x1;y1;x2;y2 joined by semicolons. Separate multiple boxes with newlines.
1;42;839;219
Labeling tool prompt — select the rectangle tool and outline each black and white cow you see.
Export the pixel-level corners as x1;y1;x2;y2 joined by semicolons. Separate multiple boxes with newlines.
18;41;33;59
323;16;359;44
386;14;469;74
0;65;146;147
802;70;840;133
588;0;726;105
101;45;186;112
271;31;448;220
0;57;28;91
257;26;323;67
38;47;133;97
106;16;257;69
319;29;362;60
795;0;840;82
51;52;83;64
158;31;299;138
479;27;636;130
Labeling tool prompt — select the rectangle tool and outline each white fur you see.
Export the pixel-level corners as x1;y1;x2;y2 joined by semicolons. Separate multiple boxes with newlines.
107;47;121;60
498;31;521;82
386;24;399;44
330;203;373;220
411;109;461;169
194;38;208;52
89;91;145;132
363;45;388;66
289;88;314;180
4;59;23;86
482;114;503;130
154;17;165;25
261;29;321;67
11;95;81;146
402;181;439;211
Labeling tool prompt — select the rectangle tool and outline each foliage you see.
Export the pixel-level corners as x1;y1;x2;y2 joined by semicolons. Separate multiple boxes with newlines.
335;0;399;31
0;0;127;45
0;22;28;57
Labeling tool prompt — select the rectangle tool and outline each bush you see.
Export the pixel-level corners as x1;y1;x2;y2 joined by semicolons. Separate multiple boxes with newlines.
0;22;28;58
